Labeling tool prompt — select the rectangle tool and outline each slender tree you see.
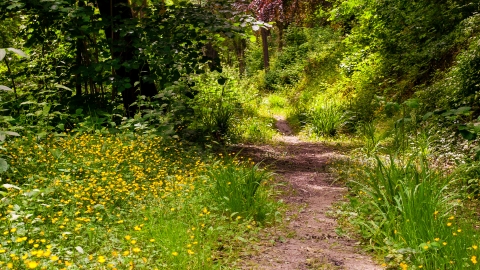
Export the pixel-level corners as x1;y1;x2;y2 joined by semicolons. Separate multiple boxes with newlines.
96;0;157;116
235;0;283;70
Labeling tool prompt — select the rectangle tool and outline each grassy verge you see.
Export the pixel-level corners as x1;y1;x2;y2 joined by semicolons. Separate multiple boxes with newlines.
333;130;480;269
0;133;281;269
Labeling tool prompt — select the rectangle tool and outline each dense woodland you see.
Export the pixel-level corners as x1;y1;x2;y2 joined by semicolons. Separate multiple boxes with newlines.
1;0;480;269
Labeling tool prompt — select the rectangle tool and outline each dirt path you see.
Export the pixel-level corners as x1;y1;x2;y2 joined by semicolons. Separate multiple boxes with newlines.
234;116;381;270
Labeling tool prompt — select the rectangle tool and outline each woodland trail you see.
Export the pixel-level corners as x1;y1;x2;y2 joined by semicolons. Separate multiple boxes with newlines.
234;116;381;270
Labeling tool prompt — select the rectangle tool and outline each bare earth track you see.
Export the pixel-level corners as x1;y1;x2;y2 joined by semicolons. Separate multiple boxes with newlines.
233;116;381;270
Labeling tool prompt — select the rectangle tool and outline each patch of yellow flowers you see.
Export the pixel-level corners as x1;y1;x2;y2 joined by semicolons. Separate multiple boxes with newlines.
0;133;214;269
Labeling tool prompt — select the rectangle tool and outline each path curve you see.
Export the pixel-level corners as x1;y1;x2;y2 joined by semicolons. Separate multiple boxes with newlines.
234;116;381;270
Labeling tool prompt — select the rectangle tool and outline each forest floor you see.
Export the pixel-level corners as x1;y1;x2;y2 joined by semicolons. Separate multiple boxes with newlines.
233;116;381;270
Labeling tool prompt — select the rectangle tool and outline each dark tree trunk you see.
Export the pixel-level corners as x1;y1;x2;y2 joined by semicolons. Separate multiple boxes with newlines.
204;42;221;72
75;0;86;97
233;37;247;76
261;28;270;70
276;20;284;51
75;37;83;96
97;0;157;117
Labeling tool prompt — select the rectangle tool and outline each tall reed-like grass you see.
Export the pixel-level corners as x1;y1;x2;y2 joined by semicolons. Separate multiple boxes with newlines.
208;158;278;222
350;152;478;269
308;101;342;137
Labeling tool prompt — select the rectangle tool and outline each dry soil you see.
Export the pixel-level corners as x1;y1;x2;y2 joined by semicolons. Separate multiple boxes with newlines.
233;116;382;270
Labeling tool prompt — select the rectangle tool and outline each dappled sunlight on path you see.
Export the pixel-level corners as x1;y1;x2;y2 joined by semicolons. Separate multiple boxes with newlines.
233;116;381;270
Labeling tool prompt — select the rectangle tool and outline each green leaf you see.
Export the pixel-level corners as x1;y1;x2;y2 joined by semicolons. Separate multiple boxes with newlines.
42;104;51;116
0;85;12;91
454;106;471;115
0;159;8;173
0;49;5;61
422;112;433;120
404;98;420;108
474;123;480;133
7;48;27;58
249;35;257;42
55;84;72;91
459;129;476;140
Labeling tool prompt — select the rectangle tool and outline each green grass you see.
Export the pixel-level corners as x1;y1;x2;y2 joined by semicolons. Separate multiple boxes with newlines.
336;146;480;269
209;157;279;223
307;101;343;137
0;133;280;269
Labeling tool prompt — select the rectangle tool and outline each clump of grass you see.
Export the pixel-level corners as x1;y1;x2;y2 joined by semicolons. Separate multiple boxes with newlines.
340;149;479;269
267;94;287;110
208;157;280;223
308;101;343;137
234;115;278;144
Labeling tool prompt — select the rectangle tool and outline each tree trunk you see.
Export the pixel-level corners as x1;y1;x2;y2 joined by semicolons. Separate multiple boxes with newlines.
261;28;270;71
75;0;85;97
233;37;246;76
97;0;157;117
276;20;284;51
75;37;82;96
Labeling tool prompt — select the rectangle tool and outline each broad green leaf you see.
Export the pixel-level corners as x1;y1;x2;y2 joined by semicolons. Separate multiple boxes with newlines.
404;98;420;108
0;158;8;173
249;35;257;42
7;48;27;58
42;104;51;116
0;49;5;61
422;112;433;120
474;123;480;133
454;106;471;115
459;129;476;140
55;84;72;91
20;101;36;105
0;85;12;91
